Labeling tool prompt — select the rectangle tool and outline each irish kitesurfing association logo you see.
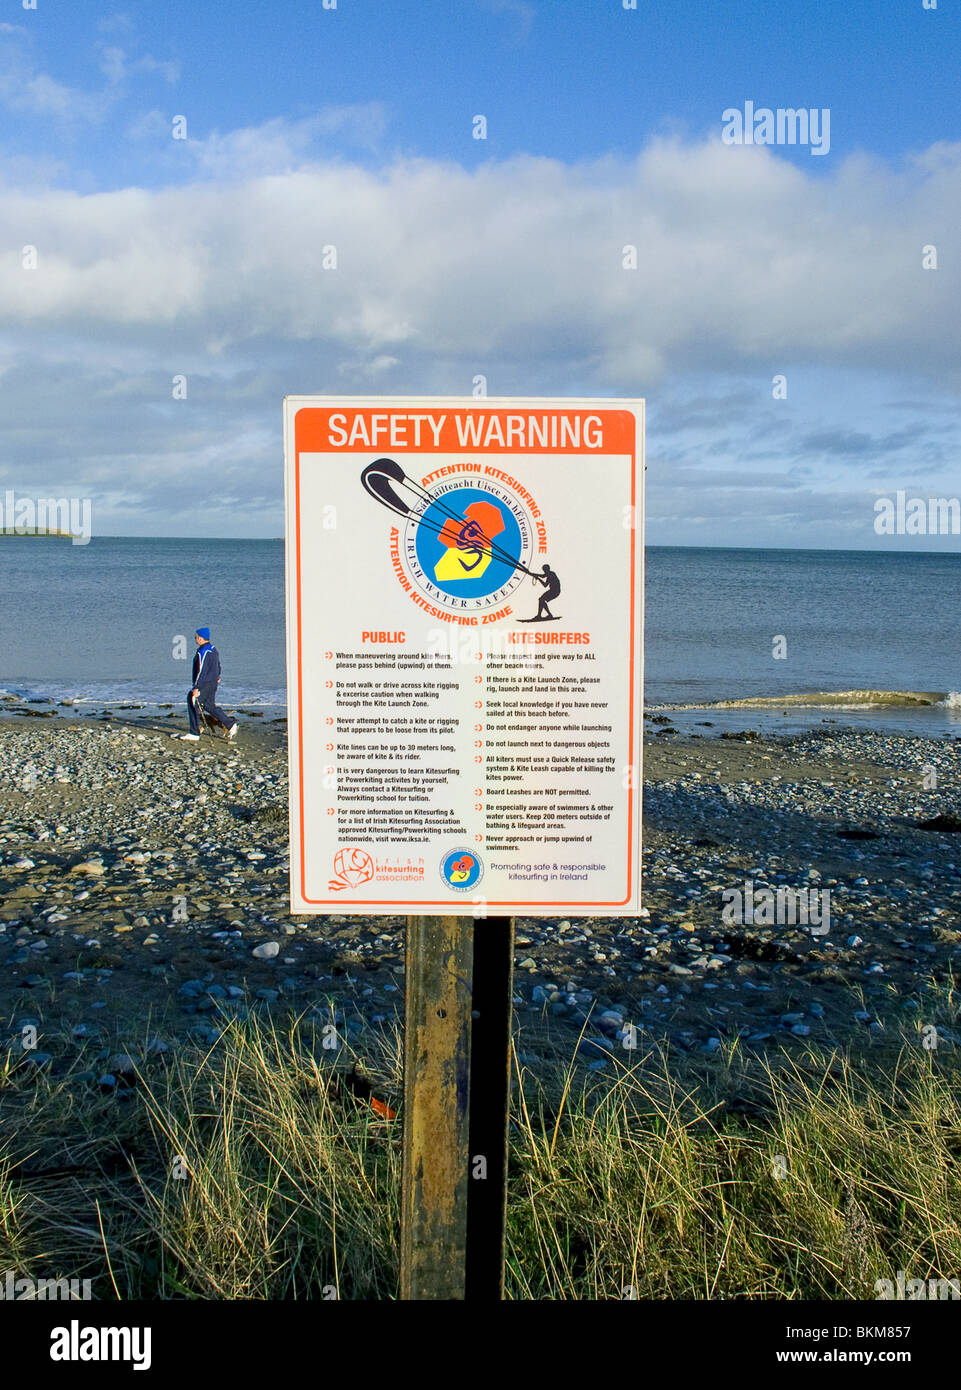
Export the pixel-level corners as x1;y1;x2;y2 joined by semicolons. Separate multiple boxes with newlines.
329;848;375;892
361;457;548;616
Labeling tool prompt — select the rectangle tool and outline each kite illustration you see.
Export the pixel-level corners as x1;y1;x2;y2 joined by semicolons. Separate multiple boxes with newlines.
361;456;562;619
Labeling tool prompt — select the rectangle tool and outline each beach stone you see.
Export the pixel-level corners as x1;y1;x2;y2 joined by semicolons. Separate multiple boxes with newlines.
252;941;280;960
21;1051;54;1067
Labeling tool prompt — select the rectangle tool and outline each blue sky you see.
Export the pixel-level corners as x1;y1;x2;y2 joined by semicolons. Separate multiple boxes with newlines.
1;0;959;546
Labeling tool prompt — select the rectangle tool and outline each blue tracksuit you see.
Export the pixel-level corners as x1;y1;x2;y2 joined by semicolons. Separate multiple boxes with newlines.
188;642;233;734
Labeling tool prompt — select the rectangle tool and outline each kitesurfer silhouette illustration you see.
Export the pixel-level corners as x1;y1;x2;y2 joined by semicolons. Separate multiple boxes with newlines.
529;562;561;621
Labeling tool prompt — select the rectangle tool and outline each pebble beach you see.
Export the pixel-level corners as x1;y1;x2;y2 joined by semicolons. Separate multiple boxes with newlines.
2;697;959;1082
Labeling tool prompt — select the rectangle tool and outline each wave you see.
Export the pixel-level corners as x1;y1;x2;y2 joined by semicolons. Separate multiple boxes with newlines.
656;689;950;711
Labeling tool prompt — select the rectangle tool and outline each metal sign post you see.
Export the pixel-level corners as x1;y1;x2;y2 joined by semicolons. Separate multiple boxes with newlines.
400;914;514;1301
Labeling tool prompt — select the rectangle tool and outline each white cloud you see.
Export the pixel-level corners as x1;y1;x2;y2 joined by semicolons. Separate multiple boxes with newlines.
480;0;536;43
0;132;957;382
0;24;107;122
186;106;388;177
0;128;959;540
99;45;179;86
98;14;137;37
126;108;171;142
0;23;178;129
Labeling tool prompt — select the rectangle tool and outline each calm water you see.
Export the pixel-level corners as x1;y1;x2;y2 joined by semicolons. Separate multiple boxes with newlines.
645;546;961;736
0;538;286;708
1;539;958;734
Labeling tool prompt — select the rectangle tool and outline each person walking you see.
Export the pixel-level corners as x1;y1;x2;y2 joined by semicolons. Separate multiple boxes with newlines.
181;627;237;741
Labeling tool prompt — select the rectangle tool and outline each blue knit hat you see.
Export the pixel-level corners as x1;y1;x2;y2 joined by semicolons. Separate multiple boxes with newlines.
196;627;211;641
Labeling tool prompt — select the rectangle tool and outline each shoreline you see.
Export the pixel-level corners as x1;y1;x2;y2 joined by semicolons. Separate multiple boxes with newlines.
3;688;961;742
1;712;958;1076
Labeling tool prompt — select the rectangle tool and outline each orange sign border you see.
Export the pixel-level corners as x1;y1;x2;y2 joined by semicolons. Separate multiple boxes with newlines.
289;400;642;911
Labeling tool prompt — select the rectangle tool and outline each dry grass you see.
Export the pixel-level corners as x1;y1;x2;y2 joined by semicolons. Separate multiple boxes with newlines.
1;1009;959;1300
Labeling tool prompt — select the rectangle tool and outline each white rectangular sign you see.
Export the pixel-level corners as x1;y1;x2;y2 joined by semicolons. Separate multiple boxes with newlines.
284;396;644;916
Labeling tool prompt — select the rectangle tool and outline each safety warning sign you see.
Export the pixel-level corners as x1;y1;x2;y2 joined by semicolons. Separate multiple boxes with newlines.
284;396;644;916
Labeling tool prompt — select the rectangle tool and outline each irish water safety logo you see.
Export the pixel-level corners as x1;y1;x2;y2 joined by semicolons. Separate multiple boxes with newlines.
329;848;375;892
440;848;484;892
361;457;562;622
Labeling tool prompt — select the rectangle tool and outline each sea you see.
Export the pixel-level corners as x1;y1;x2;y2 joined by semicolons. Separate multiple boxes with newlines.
1;538;959;737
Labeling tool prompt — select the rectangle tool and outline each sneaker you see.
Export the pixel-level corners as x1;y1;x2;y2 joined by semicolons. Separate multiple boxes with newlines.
227;722;239;740
181;732;200;741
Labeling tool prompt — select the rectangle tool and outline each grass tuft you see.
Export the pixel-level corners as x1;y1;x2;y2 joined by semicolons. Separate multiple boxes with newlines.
1;1012;958;1299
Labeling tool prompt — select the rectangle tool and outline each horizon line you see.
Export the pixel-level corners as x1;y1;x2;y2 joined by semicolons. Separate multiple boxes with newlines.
27;535;961;558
